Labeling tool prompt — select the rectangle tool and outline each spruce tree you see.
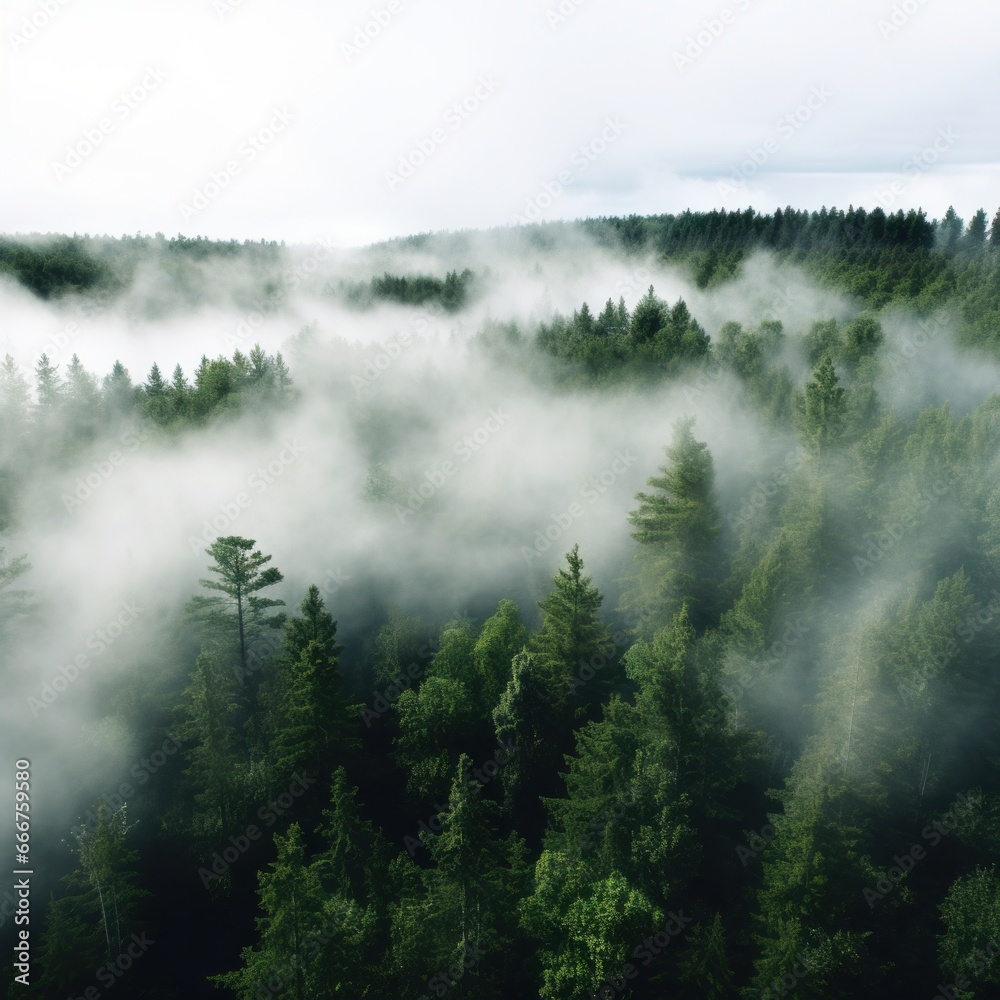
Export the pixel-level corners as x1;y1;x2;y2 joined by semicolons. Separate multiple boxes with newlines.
621;417;722;632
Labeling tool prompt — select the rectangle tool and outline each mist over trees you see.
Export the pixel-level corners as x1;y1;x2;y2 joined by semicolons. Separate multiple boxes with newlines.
4;206;1000;997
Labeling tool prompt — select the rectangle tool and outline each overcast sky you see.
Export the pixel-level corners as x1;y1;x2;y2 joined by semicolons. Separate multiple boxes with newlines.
2;0;997;247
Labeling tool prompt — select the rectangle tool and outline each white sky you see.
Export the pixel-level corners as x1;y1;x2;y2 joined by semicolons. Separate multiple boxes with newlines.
1;0;997;247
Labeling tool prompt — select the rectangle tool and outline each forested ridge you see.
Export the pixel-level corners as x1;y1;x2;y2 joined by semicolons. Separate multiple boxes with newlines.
4;205;1000;998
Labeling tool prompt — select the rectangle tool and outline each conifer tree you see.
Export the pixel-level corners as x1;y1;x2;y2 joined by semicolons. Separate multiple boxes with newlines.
621;418;722;632
798;354;846;457
186;536;285;682
265;585;358;783
531;545;612;723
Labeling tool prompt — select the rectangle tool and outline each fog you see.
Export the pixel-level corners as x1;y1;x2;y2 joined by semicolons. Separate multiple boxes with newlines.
2;227;998;867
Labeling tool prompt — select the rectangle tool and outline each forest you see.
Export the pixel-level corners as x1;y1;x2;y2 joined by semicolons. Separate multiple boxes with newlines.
3;204;1000;998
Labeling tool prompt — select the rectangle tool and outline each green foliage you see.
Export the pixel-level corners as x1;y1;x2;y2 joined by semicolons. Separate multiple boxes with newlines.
335;267;477;311
531;545;613;721
798;355;846;457
66;803;149;965
186;535;285;679
263;586;358;784
621;418;722;631
938;868;1000;996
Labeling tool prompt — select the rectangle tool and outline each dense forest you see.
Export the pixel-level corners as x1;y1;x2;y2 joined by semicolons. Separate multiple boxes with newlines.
4;205;1000;998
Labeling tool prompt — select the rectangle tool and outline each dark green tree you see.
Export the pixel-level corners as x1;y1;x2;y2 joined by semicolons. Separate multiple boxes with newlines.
531;545;613;722
798;354;846;457
66;802;148;965
621;417;722;632
186;535;285;682
264;585;358;783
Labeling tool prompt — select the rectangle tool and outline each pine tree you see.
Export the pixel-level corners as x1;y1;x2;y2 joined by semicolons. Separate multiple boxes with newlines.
265;585;358;783
531;545;612;722
677;912;734;998
142;362;172;425
33;353;61;423
66;802;148;964
31;895;104;997
0;547;31;641
966;208;988;248
492;650;547;811
170;363;189;419
212;823;327;999
630;285;667;344
368;607;431;688
394;675;478;799
390;755;530;998
798;354;846;457
939;205;964;252
473;598;527;717
624;604;749;815
177;650;247;838
621;417;722;633
989;208;1000;248
102;360;136;419
316;766;389;902
63;354;101;442
0;355;31;445
186;536;285;682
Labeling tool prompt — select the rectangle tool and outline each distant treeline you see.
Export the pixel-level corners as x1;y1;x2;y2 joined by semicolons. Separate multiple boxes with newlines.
329;267;478;312
3;207;999;321
0;233;283;299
